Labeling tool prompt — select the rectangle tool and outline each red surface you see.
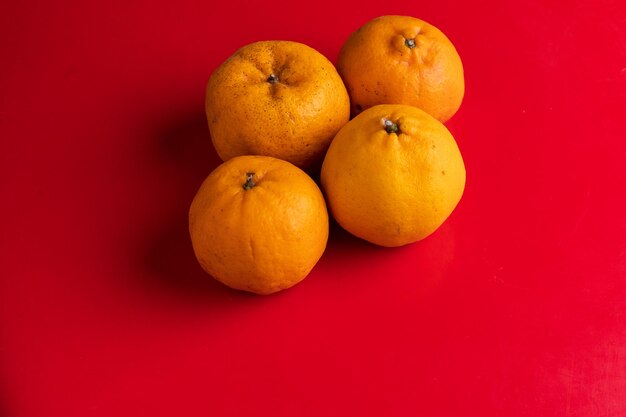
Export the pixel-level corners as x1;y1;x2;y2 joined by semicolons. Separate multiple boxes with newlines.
1;0;625;416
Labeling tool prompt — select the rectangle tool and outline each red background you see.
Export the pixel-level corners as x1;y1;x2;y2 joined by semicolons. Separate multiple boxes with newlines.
2;0;625;416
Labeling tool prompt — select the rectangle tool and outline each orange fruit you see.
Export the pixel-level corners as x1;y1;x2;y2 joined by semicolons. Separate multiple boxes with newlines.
189;155;329;294
337;15;464;122
320;104;465;247
205;40;350;171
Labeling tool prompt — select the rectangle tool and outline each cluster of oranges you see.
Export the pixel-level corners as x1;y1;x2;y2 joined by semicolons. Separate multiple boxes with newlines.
189;15;466;294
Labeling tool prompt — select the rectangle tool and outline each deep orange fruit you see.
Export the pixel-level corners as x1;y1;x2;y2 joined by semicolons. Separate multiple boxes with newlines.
337;15;464;122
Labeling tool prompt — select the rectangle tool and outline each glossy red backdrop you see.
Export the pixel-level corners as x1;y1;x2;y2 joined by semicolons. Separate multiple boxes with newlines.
1;0;625;416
